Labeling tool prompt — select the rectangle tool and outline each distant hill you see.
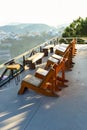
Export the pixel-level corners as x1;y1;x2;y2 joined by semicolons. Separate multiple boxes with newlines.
0;23;68;64
0;23;56;34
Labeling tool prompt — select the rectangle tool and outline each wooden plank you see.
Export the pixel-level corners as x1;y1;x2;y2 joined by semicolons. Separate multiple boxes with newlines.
26;53;44;63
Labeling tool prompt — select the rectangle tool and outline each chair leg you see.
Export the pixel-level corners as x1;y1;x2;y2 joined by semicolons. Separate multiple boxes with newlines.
57;76;69;82
18;81;27;94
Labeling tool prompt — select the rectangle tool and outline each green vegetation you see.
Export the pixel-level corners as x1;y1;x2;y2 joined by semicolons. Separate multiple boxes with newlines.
58;38;73;44
62;17;87;37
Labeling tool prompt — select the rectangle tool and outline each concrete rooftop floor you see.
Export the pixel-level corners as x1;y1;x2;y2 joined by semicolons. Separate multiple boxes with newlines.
0;45;87;130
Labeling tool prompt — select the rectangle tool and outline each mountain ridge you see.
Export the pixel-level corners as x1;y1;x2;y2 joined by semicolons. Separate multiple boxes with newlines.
0;23;56;34
0;23;68;34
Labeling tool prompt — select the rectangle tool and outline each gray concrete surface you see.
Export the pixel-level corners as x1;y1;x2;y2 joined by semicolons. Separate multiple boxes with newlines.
0;45;87;130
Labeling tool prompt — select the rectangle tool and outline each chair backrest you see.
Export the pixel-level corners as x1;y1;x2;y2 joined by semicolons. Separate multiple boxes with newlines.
40;60;65;88
40;65;55;88
53;60;65;75
63;45;71;60
62;39;76;60
70;38;76;56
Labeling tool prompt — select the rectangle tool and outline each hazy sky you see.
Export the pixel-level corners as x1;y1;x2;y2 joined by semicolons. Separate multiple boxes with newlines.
0;0;87;26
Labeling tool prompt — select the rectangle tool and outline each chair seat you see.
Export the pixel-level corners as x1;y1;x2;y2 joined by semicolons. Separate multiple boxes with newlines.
36;68;48;76
56;46;66;52
48;57;59;63
52;54;63;60
23;74;42;87
35;68;48;79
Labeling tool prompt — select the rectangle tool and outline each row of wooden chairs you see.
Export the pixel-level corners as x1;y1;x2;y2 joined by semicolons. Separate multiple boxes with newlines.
18;39;77;97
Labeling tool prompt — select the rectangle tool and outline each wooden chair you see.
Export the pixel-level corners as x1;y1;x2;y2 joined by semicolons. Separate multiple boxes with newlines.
53;61;68;88
44;44;71;71
35;60;68;91
45;57;60;70
55;41;75;70
18;65;58;97
55;39;77;58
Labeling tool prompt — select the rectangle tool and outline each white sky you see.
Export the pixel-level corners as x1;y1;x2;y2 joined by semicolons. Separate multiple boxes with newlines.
0;0;87;26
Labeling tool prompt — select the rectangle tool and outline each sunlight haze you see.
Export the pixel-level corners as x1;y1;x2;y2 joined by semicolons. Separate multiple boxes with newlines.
0;0;87;26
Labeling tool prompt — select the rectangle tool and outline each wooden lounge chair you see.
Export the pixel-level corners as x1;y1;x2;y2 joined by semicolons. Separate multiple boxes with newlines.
35;60;68;91
44;45;71;71
18;65;58;97
55;39;77;58
55;41;74;70
45;57;60;70
52;51;72;71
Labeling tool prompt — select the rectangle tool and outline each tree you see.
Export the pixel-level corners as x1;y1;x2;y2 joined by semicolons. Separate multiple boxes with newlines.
62;17;87;37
